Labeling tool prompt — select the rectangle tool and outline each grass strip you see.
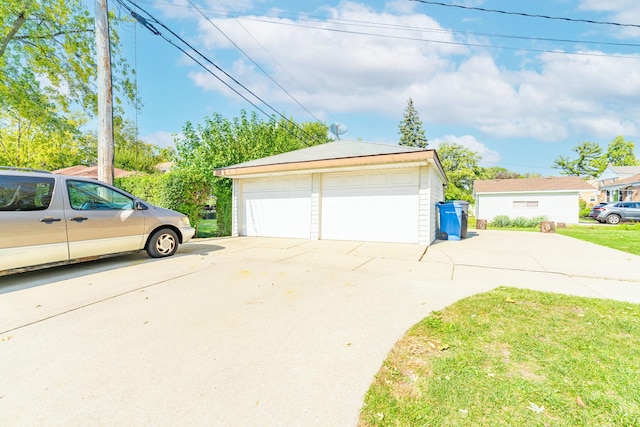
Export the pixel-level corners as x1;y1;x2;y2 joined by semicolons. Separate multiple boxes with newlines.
557;224;640;256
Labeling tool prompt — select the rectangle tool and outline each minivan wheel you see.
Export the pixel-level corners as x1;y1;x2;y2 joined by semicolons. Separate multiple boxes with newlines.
606;214;621;225
147;228;179;258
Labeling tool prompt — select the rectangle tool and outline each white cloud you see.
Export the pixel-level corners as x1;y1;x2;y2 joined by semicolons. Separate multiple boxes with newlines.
188;3;466;114
384;0;417;14
431;134;501;165
578;0;640;38
177;2;640;144
141;131;180;148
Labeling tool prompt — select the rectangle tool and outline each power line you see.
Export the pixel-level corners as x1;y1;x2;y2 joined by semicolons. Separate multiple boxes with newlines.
410;0;640;29
187;0;328;124
239;17;639;60
136;0;640;49
113;0;325;144
136;1;640;59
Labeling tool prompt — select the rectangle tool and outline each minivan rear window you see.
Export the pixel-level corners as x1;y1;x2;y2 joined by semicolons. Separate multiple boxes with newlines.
0;176;55;211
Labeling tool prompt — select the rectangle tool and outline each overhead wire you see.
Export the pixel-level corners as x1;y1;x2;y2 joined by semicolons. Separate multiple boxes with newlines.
409;0;640;29
114;0;640;156
187;0;332;124
113;0;325;144
237;17;639;60
134;0;640;51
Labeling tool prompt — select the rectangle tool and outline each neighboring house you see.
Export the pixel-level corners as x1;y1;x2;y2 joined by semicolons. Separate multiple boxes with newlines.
595;165;640;202
214;140;447;245
155;162;174;174
473;177;596;224
53;165;136;179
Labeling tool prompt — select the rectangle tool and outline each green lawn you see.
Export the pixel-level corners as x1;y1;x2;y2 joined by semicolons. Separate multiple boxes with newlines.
195;219;218;238
359;287;640;427
556;223;640;256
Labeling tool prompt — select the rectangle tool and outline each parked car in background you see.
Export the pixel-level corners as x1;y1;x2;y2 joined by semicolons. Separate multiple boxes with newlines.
588;202;612;219
595;201;640;224
0;167;195;275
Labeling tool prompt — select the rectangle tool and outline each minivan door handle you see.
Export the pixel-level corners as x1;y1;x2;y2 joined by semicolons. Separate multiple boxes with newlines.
40;217;62;224
69;216;88;223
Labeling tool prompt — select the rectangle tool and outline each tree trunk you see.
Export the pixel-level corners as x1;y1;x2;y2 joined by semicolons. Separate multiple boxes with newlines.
0;12;26;59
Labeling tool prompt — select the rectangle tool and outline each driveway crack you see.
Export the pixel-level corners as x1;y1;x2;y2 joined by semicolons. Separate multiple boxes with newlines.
0;269;202;335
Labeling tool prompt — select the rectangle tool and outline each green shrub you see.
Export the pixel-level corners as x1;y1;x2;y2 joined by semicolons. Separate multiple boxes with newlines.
214;180;232;236
527;215;548;227
115;174;168;205
116;170;212;235
490;215;511;227
158;168;212;234
489;215;549;229
579;199;591;218
511;216;530;227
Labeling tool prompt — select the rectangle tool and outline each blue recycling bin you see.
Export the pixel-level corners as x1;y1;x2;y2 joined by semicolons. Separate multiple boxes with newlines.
437;201;469;240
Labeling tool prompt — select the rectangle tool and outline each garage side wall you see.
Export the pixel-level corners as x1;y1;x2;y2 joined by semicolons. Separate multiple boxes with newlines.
419;166;445;244
477;191;581;224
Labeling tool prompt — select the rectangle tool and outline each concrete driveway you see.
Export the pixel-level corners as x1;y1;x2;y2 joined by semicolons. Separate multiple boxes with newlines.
1;231;639;426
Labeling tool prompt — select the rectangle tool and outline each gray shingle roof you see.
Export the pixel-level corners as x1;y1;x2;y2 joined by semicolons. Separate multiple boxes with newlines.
218;139;425;169
611;166;640;175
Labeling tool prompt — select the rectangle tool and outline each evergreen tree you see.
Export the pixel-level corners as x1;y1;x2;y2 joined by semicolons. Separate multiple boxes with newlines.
552;141;604;178
398;98;428;148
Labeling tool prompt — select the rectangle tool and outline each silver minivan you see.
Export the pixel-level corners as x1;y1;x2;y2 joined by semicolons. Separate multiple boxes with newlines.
0;168;195;275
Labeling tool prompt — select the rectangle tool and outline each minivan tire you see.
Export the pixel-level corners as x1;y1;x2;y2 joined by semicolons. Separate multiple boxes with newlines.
147;228;179;258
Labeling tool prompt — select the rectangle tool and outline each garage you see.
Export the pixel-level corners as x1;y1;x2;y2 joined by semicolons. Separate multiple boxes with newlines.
321;169;419;243
242;175;312;238
215;140;447;246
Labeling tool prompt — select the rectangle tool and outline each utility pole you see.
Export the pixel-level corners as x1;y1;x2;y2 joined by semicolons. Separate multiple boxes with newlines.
95;0;114;184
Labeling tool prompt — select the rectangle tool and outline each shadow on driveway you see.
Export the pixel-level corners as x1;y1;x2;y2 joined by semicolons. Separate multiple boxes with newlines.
0;243;225;295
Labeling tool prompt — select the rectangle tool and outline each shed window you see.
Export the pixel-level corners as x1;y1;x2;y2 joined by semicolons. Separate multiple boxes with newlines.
513;201;538;208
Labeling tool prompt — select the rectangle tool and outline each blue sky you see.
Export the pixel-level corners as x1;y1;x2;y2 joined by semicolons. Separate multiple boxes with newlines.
108;0;640;175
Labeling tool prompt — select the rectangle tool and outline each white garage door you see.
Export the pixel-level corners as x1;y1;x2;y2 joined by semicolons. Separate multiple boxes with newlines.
242;175;312;238
321;169;419;243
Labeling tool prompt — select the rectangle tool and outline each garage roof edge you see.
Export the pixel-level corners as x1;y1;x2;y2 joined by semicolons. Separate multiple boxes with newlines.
215;150;447;183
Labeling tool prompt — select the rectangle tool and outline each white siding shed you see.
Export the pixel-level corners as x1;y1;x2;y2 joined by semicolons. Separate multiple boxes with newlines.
474;177;596;224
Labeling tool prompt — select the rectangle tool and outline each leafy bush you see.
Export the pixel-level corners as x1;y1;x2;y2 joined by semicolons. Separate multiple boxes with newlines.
115;169;212;234
489;215;549;228
579;199;591;218
214;180;232;236
490;215;511;227
511;216;530;228
158;168;212;234
115;174;168;205
528;215;549;227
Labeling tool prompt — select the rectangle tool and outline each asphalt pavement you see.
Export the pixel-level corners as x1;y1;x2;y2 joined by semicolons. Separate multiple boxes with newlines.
1;230;639;426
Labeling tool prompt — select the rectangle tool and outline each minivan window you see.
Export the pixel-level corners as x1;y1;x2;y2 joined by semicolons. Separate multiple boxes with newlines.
0;176;55;211
67;180;134;210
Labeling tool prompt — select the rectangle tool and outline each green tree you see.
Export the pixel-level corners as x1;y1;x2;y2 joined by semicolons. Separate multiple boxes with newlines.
552;141;604;178
176;111;331;235
437;142;481;202
398;98;428;148
0;111;93;169
112;118;171;173
604;136;638;166
477;166;521;180
0;0;137;142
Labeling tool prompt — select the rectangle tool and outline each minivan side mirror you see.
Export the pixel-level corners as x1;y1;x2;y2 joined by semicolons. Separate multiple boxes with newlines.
135;200;149;210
